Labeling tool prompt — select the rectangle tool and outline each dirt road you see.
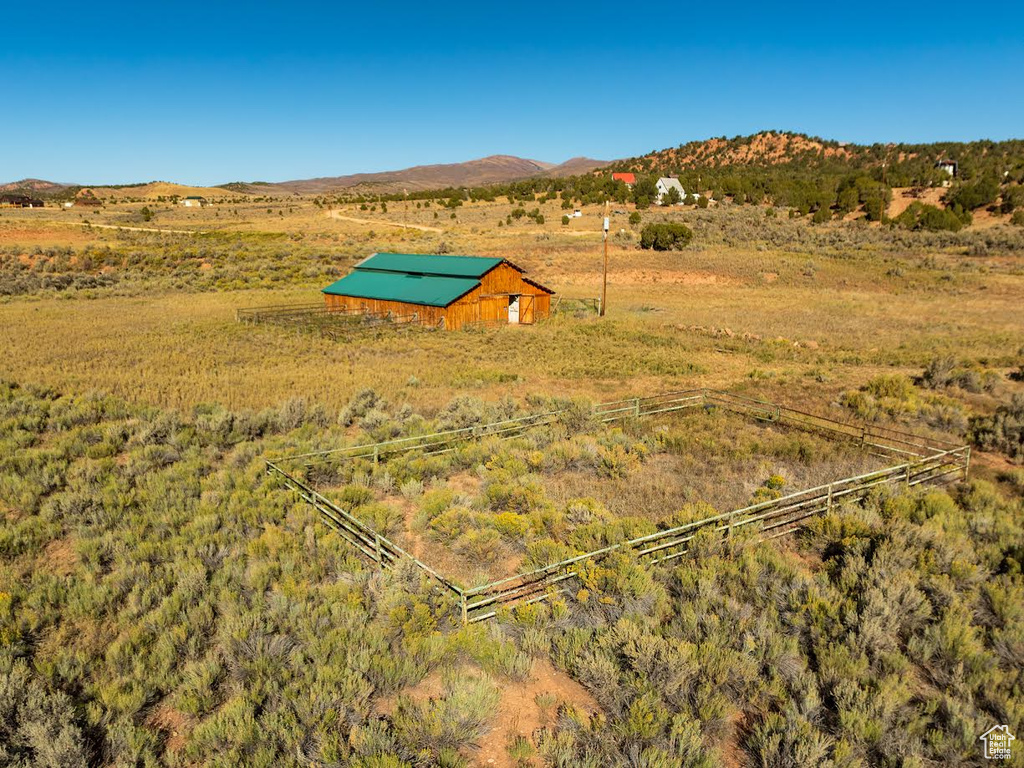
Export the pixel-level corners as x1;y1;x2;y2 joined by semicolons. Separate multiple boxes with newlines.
327;209;442;232
80;222;203;235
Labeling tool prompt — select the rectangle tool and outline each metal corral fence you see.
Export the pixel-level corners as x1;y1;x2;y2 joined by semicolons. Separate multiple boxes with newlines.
551;296;601;315
236;302;435;339
266;389;969;623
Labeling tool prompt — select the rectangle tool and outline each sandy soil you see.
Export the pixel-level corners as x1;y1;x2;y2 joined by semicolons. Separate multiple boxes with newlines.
887;187;947;218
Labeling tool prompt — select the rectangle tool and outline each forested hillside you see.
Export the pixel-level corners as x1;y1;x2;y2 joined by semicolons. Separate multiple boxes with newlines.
348;132;1024;231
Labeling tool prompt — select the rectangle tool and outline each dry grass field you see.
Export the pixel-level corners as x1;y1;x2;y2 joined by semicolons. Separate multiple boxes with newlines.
2;194;1023;767
2;197;1022;416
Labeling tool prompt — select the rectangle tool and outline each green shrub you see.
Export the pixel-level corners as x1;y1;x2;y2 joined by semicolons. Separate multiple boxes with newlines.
391;674;500;758
894;201;965;232
970;394;1024;460
639;222;693;250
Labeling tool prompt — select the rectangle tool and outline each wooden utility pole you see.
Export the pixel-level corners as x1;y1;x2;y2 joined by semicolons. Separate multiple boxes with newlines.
599;201;609;316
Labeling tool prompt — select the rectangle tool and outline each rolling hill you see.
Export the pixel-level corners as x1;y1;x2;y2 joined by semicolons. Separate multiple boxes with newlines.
226;154;610;195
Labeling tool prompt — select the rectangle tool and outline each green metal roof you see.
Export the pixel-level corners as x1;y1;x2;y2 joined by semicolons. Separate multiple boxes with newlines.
322;270;480;307
356;252;505;278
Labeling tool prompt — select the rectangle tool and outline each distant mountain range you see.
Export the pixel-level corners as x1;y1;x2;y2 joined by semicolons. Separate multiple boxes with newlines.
1;155;611;199
221;155;610;195
0;178;74;194
6;132;1022;199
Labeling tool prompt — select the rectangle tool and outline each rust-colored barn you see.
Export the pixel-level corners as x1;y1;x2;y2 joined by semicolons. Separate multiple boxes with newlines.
322;253;554;330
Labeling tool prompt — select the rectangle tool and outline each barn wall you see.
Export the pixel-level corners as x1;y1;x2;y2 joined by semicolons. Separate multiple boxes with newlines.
478;263;529;295
324;294;447;326
475;264;553;326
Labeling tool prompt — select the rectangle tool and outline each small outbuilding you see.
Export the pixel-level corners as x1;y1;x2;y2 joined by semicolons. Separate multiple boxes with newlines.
322;252;554;330
0;194;44;208
74;189;102;207
181;196;208;207
935;159;958;178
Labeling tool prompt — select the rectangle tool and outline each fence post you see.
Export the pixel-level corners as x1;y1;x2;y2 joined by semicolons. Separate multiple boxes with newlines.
827;483;833;513
634;397;640;418
373;445;379;465
461;592;468;625
374;534;383;567
905;463;912;487
963;446;971;480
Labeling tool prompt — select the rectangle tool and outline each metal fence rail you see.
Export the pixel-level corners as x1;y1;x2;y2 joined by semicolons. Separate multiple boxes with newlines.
551;297;601;315
265;389;969;623
236;302;434;340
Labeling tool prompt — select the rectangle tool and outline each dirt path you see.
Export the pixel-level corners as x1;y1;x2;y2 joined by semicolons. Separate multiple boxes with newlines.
79;222;203;235
327;209;443;232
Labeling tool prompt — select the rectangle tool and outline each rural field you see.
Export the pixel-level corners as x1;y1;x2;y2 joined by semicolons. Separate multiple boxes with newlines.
2;188;1023;767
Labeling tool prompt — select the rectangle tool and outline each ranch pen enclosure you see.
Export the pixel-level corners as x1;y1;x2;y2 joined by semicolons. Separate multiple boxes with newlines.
266;390;970;624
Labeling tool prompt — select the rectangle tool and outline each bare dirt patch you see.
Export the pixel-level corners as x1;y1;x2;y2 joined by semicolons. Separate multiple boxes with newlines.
448;471;482;498
475;657;599;768
39;537;79;576
147;704;195;754
375;659;599;768
887;187;947;219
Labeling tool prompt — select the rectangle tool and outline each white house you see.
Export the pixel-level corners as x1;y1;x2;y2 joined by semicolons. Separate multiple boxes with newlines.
181;196;208;208
656;177;686;205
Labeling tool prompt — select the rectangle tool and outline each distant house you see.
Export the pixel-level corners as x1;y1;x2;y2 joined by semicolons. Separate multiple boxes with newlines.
322;252;554;331
181;196;208;208
935;159;958;178
656;177;686;205
73;189;102;207
0;194;44;208
612;172;636;186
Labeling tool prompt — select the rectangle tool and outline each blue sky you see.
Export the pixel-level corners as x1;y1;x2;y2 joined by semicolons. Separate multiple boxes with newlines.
2;1;1022;186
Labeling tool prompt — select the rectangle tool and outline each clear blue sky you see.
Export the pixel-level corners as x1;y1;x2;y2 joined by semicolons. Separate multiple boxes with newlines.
2;1;1021;186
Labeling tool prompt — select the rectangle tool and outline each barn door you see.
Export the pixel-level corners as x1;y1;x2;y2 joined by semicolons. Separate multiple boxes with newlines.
508;295;520;324
520;295;535;324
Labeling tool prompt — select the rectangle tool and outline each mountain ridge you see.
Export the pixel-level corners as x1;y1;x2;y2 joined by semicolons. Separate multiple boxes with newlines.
226;154;610;195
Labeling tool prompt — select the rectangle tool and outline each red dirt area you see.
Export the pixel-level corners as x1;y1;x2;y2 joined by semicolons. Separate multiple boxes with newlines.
375;659;600;768
475;658;599;768
147;704;195;754
887;187;947;219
